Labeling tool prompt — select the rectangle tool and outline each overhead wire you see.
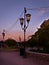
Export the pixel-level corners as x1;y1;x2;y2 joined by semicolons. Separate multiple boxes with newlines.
5;6;49;35
6;11;24;31
6;6;49;31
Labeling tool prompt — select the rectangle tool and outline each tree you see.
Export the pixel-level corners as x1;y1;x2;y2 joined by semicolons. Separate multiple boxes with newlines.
5;38;17;48
27;19;49;48
38;25;49;47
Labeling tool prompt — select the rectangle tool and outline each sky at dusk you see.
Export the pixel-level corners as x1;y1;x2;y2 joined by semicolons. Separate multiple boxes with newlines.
0;0;49;41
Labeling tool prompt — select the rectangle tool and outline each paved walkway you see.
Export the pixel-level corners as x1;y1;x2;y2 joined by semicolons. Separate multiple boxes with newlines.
0;51;49;65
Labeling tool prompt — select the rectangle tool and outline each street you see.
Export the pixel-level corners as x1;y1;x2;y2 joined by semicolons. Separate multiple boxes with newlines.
0;51;49;65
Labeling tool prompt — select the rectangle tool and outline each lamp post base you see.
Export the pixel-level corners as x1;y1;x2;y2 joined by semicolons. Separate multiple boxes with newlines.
20;48;25;56
20;48;27;58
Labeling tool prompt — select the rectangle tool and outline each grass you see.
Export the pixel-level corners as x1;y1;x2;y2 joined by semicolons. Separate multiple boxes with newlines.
0;47;19;52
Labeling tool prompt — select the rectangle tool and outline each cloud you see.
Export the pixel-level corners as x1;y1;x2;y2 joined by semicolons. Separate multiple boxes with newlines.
38;8;49;15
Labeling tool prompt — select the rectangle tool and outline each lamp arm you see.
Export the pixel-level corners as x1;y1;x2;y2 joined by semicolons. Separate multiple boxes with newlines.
21;25;25;30
21;22;29;30
25;23;29;29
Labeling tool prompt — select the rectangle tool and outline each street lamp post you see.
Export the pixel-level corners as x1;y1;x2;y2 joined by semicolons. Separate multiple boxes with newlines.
19;7;31;56
2;29;5;41
1;29;5;48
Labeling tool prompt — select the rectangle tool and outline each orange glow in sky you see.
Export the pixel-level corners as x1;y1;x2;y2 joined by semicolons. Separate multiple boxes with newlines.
0;30;33;42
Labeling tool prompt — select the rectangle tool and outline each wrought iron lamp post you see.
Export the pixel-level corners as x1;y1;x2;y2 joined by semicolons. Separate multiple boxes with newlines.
1;29;5;48
2;29;5;41
19;7;31;56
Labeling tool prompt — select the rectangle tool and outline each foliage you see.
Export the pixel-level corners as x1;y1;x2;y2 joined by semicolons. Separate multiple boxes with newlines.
27;36;38;47
38;25;49;47
5;38;17;48
27;20;49;49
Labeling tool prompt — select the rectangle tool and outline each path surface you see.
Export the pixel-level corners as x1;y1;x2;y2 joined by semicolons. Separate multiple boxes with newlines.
0;51;49;65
